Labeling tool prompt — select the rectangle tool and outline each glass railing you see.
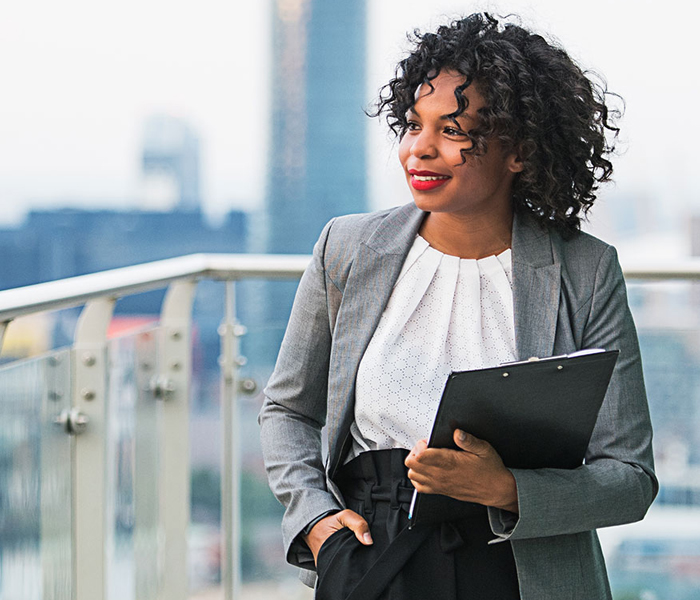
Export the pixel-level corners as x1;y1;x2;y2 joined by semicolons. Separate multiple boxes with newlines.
0;349;72;600
0;254;698;600
599;280;700;600
105;327;160;600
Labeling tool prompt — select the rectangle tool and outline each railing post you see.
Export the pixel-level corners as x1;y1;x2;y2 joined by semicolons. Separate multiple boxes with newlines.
158;281;196;600
72;297;115;600
221;281;244;600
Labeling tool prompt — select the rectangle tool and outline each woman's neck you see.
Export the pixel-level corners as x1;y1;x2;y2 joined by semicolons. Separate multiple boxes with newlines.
418;210;514;259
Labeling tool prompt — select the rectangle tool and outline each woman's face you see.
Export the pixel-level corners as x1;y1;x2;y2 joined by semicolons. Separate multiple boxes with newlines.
398;70;522;219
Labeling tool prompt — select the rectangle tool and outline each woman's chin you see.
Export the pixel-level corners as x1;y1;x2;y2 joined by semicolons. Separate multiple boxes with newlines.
410;195;448;214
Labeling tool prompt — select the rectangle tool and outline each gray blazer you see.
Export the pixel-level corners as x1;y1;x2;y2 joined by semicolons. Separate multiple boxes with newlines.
259;203;658;599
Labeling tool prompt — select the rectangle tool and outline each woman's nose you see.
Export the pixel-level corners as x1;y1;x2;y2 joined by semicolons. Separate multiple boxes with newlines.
410;130;438;159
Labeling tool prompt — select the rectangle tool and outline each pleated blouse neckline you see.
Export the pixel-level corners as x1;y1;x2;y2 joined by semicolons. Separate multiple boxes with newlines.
349;234;517;459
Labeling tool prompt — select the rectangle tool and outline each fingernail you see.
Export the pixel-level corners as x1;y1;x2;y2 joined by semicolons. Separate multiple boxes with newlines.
363;533;373;545
457;429;467;442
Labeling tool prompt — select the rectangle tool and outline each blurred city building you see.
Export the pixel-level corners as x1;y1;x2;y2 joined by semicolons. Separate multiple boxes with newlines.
0;208;246;293
251;0;369;368
141;114;202;212
266;0;368;253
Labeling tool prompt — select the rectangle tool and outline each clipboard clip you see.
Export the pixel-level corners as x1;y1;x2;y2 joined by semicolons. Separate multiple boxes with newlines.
499;348;606;367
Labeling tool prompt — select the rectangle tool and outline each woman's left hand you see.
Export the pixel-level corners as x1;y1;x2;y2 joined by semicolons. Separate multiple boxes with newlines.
405;429;519;513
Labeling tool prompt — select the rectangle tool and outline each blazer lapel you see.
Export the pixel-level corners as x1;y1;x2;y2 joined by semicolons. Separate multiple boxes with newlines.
327;204;423;475
511;212;561;360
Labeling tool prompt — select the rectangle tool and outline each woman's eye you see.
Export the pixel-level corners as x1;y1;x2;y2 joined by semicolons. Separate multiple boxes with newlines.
406;121;420;131
444;127;466;137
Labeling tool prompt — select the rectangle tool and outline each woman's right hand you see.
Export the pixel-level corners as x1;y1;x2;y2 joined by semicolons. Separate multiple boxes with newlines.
303;509;373;564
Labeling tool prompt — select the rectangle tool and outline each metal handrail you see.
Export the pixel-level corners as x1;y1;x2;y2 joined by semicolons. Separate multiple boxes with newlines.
1;252;699;323
0;253;311;322
622;260;700;281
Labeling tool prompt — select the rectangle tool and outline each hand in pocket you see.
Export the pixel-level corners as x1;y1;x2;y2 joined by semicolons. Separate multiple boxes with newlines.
304;509;373;564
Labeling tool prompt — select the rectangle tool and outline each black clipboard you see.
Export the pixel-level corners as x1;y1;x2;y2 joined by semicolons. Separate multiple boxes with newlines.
408;349;619;528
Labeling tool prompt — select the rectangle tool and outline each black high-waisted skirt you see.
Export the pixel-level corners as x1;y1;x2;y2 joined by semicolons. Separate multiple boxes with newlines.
315;449;520;600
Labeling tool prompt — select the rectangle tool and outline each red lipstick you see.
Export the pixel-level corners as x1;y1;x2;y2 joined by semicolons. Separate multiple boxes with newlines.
408;169;451;191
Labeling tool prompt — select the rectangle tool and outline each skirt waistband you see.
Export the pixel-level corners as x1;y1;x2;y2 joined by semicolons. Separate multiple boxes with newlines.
335;448;486;522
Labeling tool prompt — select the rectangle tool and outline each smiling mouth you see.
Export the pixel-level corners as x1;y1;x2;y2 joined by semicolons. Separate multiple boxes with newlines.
412;175;449;182
408;170;451;191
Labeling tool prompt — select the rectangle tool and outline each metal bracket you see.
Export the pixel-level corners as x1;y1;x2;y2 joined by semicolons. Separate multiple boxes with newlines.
238;378;257;394
149;374;175;399
55;408;90;435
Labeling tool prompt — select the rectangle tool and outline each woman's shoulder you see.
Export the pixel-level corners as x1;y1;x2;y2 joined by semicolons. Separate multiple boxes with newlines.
546;225;626;298
325;204;410;245
555;226;613;255
516;211;619;274
555;227;619;267
322;203;416;258
319;204;419;288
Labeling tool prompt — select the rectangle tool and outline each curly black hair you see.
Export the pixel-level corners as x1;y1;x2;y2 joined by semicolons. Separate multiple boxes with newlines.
373;13;621;234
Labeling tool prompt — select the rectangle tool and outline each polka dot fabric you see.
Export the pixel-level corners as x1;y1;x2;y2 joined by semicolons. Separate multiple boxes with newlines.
349;235;516;459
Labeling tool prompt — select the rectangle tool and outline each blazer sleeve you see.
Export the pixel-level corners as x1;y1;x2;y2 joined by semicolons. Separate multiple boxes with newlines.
258;219;344;570
488;245;659;541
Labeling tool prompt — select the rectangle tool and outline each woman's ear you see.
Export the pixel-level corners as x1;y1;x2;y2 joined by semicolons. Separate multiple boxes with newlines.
507;152;524;174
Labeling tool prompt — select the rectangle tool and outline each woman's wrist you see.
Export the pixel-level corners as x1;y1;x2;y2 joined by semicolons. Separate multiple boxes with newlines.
302;510;339;538
492;470;519;513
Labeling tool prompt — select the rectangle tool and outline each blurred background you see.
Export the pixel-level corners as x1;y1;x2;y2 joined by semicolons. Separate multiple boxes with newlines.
0;0;699;599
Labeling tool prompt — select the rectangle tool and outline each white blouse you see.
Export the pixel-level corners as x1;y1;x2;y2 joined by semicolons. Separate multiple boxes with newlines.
349;234;517;460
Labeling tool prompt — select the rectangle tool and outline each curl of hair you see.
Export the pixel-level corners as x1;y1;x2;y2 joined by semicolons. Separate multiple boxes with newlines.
372;13;622;234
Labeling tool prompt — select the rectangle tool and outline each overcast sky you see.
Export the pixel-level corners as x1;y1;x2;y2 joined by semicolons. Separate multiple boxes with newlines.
1;0;698;244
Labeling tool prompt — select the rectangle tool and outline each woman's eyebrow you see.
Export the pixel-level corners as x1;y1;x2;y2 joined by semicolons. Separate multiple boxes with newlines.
446;111;475;123
441;114;474;131
407;107;471;125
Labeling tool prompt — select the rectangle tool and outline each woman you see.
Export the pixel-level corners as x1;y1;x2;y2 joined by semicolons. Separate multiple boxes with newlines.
259;13;657;600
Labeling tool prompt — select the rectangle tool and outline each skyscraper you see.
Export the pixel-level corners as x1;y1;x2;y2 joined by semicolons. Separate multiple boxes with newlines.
246;0;369;370
265;0;368;254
